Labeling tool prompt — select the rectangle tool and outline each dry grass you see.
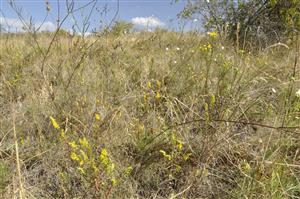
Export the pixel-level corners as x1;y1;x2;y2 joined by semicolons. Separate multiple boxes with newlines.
0;30;300;198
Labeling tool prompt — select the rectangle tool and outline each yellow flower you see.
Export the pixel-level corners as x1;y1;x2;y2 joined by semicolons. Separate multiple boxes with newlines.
199;43;212;51
95;113;101;121
100;148;108;161
207;43;212;49
91;160;99;172
20;137;24;145
50;116;60;129
124;166;133;176
159;150;172;161
79;137;89;148
183;153;192;161
177;142;183;151
80;149;88;162
111;177;118;186
70;152;80;161
156;91;161;100
156;80;161;89
100;148;109;166
68;141;78;149
147;81;152;89
109;163;115;173
77;167;85;174
207;31;218;38
241;160;251;173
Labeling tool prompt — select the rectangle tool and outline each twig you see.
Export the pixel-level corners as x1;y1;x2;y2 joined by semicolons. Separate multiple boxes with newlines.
145;117;300;148
169;184;192;199
12;109;24;199
263;161;300;169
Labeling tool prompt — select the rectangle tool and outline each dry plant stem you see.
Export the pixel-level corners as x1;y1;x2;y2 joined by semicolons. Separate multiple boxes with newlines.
169;184;192;199
282;35;299;126
146;117;300;148
12;109;24;199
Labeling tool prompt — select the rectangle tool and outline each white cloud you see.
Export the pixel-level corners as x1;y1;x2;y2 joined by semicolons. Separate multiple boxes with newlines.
0;17;24;31
36;21;56;32
131;16;164;27
0;17;55;32
76;31;93;37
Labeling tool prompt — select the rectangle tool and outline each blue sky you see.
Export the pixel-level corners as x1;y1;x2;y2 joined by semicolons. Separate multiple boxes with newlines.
0;0;199;32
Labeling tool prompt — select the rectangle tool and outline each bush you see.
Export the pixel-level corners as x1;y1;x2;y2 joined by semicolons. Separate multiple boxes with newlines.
178;0;300;48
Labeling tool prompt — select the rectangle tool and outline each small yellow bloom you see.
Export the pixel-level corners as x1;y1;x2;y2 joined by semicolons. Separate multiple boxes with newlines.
207;31;218;38
124;166;133;176
183;153;192;161
77;167;85;174
50;116;60;129
109;163;115;173
100;148;108;161
79;137;89;148
70;152;80;161
177;142;183;151
156;80;161;89
80;149;88;162
111;177;118;186
95;113;101;121
156;91;161;100
159;150;172;161
147;81;152;89
20;137;24;145
68;141;78;149
241;160;251;173
207;43;212;49
91;161;99;172
175;164;182;171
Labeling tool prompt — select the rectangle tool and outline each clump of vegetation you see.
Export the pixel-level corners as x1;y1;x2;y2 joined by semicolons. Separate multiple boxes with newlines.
179;0;300;48
0;3;300;197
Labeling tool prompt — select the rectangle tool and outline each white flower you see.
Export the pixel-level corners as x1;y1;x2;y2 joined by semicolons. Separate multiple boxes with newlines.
296;89;300;97
221;46;225;50
176;47;180;51
174;60;177;64
166;47;169;51
271;88;277;94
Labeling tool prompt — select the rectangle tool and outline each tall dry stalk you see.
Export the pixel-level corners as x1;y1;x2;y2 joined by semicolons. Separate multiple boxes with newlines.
12;110;24;199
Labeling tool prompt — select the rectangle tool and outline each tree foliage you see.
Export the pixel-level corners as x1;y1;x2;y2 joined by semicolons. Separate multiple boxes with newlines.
179;0;300;47
103;20;134;36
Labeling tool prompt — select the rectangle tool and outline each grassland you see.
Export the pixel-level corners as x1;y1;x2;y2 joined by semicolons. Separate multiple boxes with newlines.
0;30;300;198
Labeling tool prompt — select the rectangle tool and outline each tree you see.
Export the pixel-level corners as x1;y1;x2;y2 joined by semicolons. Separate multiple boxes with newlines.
103;20;134;36
178;0;299;47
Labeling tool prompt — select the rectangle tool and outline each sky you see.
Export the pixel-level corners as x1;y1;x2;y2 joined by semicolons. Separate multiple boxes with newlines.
0;0;199;33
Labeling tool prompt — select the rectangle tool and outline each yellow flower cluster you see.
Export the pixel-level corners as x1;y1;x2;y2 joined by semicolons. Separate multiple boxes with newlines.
50;116;65;140
199;43;212;52
172;133;183;151
68;137;97;174
95;113;101;121
159;133;193;165
207;31;218;38
159;150;172;161
100;148;115;174
50;116;60;129
144;79;162;105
